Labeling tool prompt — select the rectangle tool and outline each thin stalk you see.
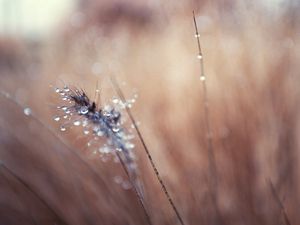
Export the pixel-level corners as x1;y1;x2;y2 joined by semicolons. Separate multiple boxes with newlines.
268;179;291;225
0;91;151;224
0;91;110;188
0;163;69;225
193;11;221;224
0;165;38;224
109;75;185;225
116;152;153;225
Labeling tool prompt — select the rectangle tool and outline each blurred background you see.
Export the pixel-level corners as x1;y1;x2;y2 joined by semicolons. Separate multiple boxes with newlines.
0;0;299;224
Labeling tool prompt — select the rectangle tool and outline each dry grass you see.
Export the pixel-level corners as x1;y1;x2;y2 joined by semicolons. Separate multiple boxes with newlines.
0;1;299;224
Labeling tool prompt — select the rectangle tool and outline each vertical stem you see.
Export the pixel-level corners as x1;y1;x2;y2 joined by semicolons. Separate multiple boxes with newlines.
268;179;291;225
193;11;221;224
116;152;153;225
0;90;152;225
109;75;185;225
0;163;69;225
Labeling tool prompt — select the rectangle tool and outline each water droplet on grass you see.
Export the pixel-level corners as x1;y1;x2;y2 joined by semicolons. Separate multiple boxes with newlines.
73;120;81;126
125;142;135;149
114;176;123;184
60;126;66;132
23;108;31;116
53;116;60;121
97;130;104;136
112;127;120;132
197;54;203;59
200;76;206;81
63;86;70;92
80;106;88;115
122;181;131;190
112;97;119;104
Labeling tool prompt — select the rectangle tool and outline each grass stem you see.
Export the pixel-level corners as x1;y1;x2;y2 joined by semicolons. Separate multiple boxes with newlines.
109;75;185;225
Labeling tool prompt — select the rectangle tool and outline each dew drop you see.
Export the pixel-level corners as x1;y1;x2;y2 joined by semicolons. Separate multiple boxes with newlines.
97;130;104;136
124;134;135;140
112;127;120;132
195;34;200;38
116;147;122;152
62;106;68;111
55;88;61;93
99;145;111;154
114;176;123;184
63;86;70;92
23;108;31;116
125;142;135;149
80;106;88;115
112;97;119;104
130;122;140;128
73;120;81;126
60;126;66;132
121;181;131;190
83;129;90;135
53;116;60;121
197;54;203;59
103;111;111;117
200;76;206;81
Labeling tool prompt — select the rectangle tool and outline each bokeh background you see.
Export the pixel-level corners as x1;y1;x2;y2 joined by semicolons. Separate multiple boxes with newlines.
0;0;299;224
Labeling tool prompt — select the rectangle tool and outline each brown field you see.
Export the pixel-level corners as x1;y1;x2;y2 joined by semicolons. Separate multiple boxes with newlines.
0;1;299;224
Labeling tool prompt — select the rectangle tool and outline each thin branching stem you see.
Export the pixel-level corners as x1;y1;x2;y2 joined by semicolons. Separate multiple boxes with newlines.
268;179;291;225
0;165;38;224
0;163;69;225
0;91;152;225
116;152;153;225
193;11;222;224
109;75;185;225
0;91;110;187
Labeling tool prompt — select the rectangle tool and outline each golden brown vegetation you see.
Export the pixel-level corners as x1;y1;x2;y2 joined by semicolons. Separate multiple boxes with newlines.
0;1;299;224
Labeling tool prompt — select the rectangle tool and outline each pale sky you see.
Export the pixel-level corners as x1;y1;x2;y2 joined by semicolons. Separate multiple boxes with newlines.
0;0;285;39
0;0;75;38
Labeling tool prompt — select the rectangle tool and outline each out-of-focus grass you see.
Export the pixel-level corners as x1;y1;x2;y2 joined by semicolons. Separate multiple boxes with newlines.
0;1;299;224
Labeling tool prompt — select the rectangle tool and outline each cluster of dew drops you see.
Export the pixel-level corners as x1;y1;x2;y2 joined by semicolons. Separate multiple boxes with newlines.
52;84;139;189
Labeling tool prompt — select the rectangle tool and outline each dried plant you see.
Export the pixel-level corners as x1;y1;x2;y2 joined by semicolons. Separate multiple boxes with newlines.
109;75;186;225
52;85;152;224
0;1;299;224
193;11;222;224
